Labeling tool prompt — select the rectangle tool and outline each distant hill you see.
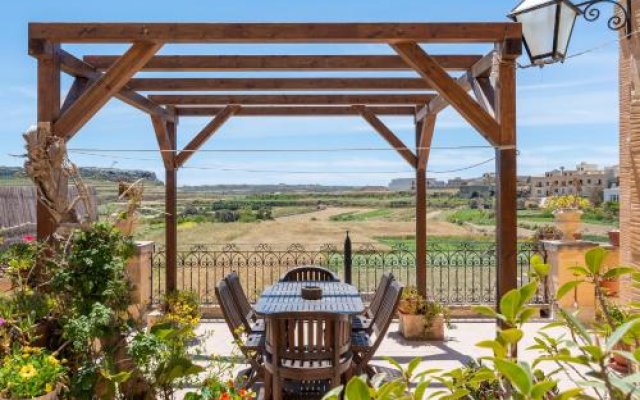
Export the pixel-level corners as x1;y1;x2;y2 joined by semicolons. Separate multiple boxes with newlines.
0;166;160;184
180;184;388;194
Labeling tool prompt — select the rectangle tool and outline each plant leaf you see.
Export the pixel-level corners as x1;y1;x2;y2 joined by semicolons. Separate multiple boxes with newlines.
345;376;371;400
606;319;640;351
493;358;532;395
585;247;607;275
556;281;581;300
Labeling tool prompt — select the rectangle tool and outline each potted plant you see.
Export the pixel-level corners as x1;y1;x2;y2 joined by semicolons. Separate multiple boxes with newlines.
0;347;66;400
608;229;620;247
543;195;591;240
397;289;451;340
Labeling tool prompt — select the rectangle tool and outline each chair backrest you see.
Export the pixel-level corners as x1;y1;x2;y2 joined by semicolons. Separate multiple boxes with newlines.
265;312;351;371
215;280;246;341
280;266;339;282
369;273;394;316
225;271;253;323
366;280;403;361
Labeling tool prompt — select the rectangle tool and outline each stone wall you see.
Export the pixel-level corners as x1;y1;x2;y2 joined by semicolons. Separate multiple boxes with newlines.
619;0;640;303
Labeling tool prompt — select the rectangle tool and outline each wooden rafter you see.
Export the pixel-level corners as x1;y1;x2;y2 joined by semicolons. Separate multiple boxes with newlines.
392;42;500;145
29;22;521;43
175;105;240;168
54;42;163;139
149;94;435;106
60;77;90;114
176;106;416;116
83;54;483;71
130;78;434;91
470;76;496;119
354;105;417;168
415;50;495;120
58;50;172;121
418;114;436;170
151;115;173;169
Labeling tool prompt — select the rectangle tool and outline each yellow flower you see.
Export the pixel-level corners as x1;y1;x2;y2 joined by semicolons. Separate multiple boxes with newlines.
46;355;59;366
45;383;53;393
19;364;37;379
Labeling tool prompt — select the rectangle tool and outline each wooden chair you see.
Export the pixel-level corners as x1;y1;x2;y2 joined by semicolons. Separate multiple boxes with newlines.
351;280;403;376
280;266;339;282
352;272;394;332
215;280;265;388
264;312;353;400
225;271;265;333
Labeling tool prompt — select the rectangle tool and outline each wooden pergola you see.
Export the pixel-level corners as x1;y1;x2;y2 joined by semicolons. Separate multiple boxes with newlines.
28;22;521;305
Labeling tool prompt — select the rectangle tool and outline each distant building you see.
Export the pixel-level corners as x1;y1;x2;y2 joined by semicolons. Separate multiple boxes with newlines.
529;162;619;200
604;186;620;202
388;178;445;191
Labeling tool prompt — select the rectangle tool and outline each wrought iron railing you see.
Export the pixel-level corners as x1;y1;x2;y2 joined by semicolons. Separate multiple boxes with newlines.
150;241;548;306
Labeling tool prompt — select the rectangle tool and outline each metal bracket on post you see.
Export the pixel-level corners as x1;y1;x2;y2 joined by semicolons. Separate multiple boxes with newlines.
344;231;352;284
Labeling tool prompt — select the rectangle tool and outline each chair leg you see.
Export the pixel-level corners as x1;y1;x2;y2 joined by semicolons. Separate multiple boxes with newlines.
264;370;273;400
272;376;282;400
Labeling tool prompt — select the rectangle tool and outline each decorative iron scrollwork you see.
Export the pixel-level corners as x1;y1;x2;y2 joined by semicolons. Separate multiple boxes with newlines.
577;0;632;33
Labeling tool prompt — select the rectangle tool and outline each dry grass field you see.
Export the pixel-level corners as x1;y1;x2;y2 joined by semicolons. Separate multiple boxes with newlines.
139;206;473;248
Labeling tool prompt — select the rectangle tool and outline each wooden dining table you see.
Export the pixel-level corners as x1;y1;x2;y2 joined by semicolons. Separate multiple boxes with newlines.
254;280;365;316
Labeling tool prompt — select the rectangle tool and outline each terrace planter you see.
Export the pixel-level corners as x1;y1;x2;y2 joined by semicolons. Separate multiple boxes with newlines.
600;278;620;297
398;312;444;341
553;208;583;241
1;383;62;400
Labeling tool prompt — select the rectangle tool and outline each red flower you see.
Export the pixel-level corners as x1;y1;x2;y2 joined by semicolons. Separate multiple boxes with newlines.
220;393;231;400
22;235;35;243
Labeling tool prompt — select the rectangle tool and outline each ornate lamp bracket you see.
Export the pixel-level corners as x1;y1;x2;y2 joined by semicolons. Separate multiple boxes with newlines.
576;0;632;35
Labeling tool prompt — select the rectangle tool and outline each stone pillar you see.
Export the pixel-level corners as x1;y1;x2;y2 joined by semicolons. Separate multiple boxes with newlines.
543;240;599;322
126;241;154;320
543;240;622;322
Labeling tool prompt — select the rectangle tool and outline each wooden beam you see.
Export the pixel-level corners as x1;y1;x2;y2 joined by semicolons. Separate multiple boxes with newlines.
151;115;173;170
58;50;173;121
175;105;240;168
83;54;484;71
130;78;434;91
470;76;496;119
149;94;435;106
54;42;163;139
36;41;61;241
165;118;178;294
354;105;417;168
176;106;416;116
60;77;90;114
418;114;436;170
495;43;518;337
29;22;522;44
418;50;496;120
393;42;500;145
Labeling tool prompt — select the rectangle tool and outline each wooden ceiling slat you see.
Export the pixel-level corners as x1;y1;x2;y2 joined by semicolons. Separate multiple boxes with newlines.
148;94;434;105
82;54;483;71
175;106;416;116
129;78;435;91
29;22;521;43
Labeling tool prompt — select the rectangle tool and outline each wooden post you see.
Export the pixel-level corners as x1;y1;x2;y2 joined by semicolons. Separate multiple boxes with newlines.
495;41;519;333
36;42;61;241
165;118;178;294
415;119;427;297
344;231;352;284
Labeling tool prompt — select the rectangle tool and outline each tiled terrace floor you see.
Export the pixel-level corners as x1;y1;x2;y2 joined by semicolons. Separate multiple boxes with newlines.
178;319;577;398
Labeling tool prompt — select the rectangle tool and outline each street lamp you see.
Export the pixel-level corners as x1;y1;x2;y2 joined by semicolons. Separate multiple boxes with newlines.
508;0;632;66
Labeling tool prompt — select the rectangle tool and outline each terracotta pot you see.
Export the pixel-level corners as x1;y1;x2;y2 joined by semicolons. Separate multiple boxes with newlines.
600;278;620;297
398;313;445;340
1;384;61;400
610;343;632;373
608;230;620;247
553;208;583;241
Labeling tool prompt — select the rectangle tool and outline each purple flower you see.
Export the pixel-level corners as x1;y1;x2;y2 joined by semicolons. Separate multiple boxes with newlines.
0;318;5;327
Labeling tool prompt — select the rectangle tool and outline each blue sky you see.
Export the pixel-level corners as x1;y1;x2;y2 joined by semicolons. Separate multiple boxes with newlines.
0;1;619;186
